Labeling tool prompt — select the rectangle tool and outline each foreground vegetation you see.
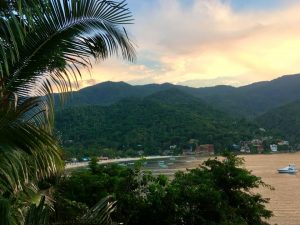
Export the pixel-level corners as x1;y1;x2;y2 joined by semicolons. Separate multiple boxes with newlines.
54;154;273;225
0;0;134;224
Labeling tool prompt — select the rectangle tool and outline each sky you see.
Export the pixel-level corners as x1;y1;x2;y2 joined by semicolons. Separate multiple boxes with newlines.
78;0;300;88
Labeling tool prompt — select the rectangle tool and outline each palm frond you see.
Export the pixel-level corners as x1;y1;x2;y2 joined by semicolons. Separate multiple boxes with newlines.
0;150;63;195
24;196;50;225
0;198;10;225
1;0;135;97
80;196;117;225
0;1;135;224
1;0;135;135
0;0;135;185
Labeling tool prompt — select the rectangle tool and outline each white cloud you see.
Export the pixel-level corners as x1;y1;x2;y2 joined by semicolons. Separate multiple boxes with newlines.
77;0;300;88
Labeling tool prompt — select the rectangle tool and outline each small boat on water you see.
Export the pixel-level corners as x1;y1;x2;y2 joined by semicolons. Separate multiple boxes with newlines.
158;161;168;168
118;163;127;167
277;164;298;174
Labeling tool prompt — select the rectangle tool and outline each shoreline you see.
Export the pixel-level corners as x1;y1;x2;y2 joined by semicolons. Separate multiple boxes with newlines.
65;155;178;170
65;151;300;170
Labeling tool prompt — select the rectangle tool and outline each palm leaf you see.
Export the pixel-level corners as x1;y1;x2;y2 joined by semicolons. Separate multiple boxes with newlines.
0;198;10;225
80;196;117;225
0;1;135;224
0;0;135;188
0;0;135;135
24;196;50;225
1;0;135;95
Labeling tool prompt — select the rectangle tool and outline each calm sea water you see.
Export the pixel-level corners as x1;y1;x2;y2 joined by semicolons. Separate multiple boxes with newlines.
139;153;300;225
243;153;300;225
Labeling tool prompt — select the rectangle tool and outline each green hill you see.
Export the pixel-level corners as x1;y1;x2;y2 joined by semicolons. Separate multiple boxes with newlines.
55;89;267;158
190;74;300;118
55;73;300;118
54;81;174;107
256;101;300;143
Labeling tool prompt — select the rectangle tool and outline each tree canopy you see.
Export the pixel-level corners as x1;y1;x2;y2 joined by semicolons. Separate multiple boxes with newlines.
55;154;273;225
55;90;270;157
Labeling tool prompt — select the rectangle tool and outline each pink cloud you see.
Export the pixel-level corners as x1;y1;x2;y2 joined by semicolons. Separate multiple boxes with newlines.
75;0;300;88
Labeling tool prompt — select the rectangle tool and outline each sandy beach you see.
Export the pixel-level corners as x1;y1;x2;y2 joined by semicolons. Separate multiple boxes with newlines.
65;155;176;169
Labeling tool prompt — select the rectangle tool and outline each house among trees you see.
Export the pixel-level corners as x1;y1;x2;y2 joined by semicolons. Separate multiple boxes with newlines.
182;146;195;155
169;145;177;150
256;145;264;153
195;144;214;155
278;140;289;146
251;139;263;146
240;144;250;153
250;139;264;153
162;149;173;155
97;156;109;161
270;144;278;152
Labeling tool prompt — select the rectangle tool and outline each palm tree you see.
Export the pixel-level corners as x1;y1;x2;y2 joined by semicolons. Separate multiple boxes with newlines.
0;0;135;224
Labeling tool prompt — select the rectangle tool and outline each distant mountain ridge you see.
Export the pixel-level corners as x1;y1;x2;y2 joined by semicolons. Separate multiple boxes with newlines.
55;81;174;107
55;73;300;117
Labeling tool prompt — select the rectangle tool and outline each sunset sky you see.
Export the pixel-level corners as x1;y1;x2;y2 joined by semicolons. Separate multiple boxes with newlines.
79;0;300;88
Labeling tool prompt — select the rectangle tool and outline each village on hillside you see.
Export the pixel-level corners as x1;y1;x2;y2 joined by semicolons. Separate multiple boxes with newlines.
180;136;296;156
66;137;297;163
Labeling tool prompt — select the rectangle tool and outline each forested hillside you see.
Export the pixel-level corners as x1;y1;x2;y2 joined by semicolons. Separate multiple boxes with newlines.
55;90;268;158
54;81;174;107
187;74;300;117
257;101;300;143
55;74;300;118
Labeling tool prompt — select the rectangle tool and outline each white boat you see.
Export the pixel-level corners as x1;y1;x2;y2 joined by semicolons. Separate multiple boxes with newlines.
277;164;298;173
158;161;168;168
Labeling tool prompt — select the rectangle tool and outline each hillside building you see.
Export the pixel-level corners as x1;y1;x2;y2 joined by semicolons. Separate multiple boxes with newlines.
195;144;214;155
270;144;278;152
240;145;250;153
278;140;289;146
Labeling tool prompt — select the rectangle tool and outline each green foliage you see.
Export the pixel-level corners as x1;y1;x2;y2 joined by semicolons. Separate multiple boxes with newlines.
257;101;300;144
0;198;10;225
24;197;50;225
79;196;116;225
55;90;268;157
25;195;116;225
89;157;99;174
0;0;135;224
55;154;273;225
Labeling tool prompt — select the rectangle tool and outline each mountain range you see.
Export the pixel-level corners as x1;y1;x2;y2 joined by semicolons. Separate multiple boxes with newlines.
54;73;300;157
55;73;300;118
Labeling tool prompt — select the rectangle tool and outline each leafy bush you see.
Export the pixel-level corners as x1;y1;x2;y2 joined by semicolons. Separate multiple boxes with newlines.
54;154;273;225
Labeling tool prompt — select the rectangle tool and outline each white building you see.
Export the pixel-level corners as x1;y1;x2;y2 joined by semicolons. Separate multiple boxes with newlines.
270;144;278;152
240;145;250;153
